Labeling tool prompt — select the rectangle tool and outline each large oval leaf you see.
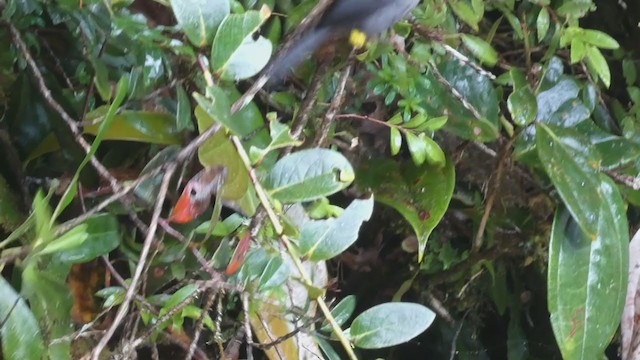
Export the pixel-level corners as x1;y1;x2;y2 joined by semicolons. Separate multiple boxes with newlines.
548;204;628;359
0;276;45;360
349;302;435;349
356;157;455;262
264;148;355;203
299;197;374;261
418;59;500;141
211;7;272;80
536;124;602;238
170;0;229;47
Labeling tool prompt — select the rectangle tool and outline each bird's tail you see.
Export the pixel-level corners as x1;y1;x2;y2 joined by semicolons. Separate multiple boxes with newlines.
267;26;332;85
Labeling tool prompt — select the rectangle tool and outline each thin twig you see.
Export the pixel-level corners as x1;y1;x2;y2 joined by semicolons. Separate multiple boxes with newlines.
242;292;254;360
313;60;353;147
92;164;176;360
288;60;331;147
186;290;217;360
473;137;515;251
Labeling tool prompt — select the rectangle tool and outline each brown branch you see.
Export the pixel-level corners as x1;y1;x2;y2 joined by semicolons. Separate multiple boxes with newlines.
313;59;353;147
473;137;515;251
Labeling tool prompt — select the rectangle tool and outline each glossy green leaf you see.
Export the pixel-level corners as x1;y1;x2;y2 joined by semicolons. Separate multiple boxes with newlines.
536;124;602;238
548;205;628;360
537;7;550;42
390;127;402;156
159;284;198;318
420;59;500;141
176;85;193;131
249;119;302;164
211;8;272;80
405;131;427;165
322;295;357;332
357;158;455;261
422;116;448;131
570;38;586;64
264;148;355;203
349;302;435;349
170;0;229;47
578;29;620;50
54;214;120;263
556;1;592;18
586;45;611;88
0;276;45;360
449;0;480;31
299;197;374;261
21;260;73;360
461;34;498;66
507;85;538;126
422;136;446;167
257;255;289;291
195;106;252;202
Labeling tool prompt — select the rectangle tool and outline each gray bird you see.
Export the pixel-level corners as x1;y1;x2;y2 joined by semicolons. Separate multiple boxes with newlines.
268;0;420;84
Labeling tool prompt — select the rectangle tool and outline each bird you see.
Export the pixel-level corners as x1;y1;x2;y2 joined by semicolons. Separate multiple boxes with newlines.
267;0;420;84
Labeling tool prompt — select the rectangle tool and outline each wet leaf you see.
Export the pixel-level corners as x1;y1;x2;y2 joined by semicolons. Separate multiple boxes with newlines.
299;197;374;261
170;0;229;47
357;158;455;261
548;204;628;360
348;302;435;349
461;34;498;66
211;7;272;80
0;276;45;360
264;148;355;203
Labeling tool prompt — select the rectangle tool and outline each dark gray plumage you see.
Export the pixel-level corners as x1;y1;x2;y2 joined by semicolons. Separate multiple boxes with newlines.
268;0;420;84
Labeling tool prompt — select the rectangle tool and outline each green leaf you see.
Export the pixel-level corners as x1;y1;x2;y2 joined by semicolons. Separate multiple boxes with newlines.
349;302;435;349
422;116;448;131
536;124;602;239
537;7;550;42
556;2;593;18
170;0;229;47
390;127;402;156
423;136;446;167
622;59;637;86
176;85;193;131
548;206;628;360
54;214;120;263
195;106;252;202
507;86;537;127
299;197;374;261
257;255;289;291
449;0;480;31
322;295;357;332
570;38;586;64
405;132;427;165
211;7;272;80
585;45;611;88
357;158;455;261
461;34;498;66
0;276;45;360
265;148;355;203
578;29;620;50
159;284;199;319
420;59;500;141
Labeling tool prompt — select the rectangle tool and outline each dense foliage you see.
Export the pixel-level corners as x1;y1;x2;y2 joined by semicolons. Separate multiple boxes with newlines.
1;0;640;359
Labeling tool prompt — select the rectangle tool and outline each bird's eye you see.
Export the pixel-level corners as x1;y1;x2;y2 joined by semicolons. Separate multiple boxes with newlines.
190;187;198;197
